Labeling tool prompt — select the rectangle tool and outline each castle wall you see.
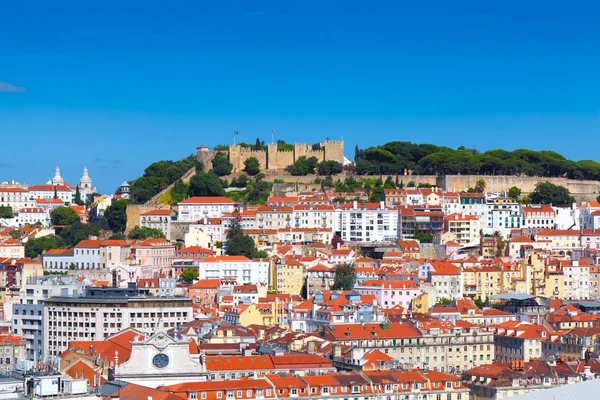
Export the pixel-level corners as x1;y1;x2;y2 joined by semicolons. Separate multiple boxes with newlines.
228;145;267;173
276;150;295;170
222;140;345;173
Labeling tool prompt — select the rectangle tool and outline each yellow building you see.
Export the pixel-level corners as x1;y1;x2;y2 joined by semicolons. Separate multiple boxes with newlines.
545;272;564;299
273;257;305;296
462;265;502;301
223;303;276;327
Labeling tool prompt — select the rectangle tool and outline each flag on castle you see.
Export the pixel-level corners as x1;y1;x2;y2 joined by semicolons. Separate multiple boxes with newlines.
234;131;239;135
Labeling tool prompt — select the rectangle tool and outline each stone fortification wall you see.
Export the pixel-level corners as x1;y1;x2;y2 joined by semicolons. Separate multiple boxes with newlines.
228;145;268;173
443;175;599;203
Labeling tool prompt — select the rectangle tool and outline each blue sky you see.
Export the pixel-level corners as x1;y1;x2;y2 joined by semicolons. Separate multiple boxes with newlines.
1;1;598;192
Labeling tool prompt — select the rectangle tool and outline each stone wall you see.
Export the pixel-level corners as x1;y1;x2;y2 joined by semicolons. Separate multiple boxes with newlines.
169;221;193;242
443;175;600;203
276;150;295;170
228;145;268;173
125;204;162;234
322;140;344;164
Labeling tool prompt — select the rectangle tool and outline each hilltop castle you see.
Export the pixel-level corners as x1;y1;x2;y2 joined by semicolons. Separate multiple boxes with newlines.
196;140;344;173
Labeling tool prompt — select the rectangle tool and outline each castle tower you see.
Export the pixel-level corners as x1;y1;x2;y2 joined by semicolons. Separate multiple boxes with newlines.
195;145;215;172
322;140;344;164
267;143;278;171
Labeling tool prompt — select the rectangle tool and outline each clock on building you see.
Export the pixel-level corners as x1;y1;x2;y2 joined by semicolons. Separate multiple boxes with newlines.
152;353;169;369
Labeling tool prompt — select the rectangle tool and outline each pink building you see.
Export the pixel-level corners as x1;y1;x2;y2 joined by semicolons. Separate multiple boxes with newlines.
354;279;421;309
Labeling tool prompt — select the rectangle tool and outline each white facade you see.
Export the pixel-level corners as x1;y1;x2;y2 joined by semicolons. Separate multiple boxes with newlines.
0;187;32;212
335;201;399;243
17;208;50;226
563;262;590;300
177;197;238;222
140;210;172;239
197;256;269;286
292;205;335;229
44;291;193;357
521;205;556;229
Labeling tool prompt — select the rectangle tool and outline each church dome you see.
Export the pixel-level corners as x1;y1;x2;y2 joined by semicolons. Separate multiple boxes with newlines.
80;167;92;188
51;166;64;185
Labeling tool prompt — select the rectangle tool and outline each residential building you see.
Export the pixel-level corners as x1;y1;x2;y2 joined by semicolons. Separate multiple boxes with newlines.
12;274;87;361
197;256;269;286
257;206;293;229
17;208;49;226
292;204;335;229
273;257;305;296
443;213;481;246
521;205;557;229
44;284;193;358
140;209;172;239
336;201;399;243
0;187;32;212
306;264;335;297
177;196;239;222
354;280;421;309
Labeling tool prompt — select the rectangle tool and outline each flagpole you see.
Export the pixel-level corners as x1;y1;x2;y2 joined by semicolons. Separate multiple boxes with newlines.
272;129;276;145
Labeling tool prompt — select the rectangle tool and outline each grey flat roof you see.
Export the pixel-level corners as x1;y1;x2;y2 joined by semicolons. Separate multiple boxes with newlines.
491;293;535;300
510;379;600;400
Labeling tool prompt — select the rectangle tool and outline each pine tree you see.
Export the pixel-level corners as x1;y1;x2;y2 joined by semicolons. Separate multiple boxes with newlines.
53;187;58;199
354;145;360;160
255;138;261;150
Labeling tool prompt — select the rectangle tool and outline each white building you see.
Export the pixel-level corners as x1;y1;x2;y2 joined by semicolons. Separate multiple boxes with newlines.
0;240;25;259
335;201;399;243
563;261;590;300
43;239;130;272
177;196;239;222
292;204;335;229
521;205;557;229
44;286;193;358
17;208;50;226
140;209;172;239
0;187;32;212
197;255;269;286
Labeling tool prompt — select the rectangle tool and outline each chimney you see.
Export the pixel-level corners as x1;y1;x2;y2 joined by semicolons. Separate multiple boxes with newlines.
380;201;385;209
353;200;358;210
333;345;342;359
307;341;317;354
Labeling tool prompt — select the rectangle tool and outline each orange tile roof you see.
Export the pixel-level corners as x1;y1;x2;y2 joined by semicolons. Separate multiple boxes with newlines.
178;196;238;204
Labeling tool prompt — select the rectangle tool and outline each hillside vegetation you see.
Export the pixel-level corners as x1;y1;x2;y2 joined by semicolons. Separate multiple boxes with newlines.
129;155;196;203
354;142;600;180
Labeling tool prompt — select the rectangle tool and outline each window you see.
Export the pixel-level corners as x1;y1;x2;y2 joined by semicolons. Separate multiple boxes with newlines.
190;393;197;400
216;393;222;399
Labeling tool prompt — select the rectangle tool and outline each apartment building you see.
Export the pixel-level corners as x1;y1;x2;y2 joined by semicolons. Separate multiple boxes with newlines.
336;201;398;243
177;196;239;222
44;284;193;358
140;209;172;238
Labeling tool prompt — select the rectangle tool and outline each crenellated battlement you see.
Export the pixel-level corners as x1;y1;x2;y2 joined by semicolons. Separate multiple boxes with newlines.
198;139;344;173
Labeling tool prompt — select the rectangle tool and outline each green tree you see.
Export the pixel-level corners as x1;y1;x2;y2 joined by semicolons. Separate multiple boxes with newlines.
212;153;233;176
0;206;14;219
226;234;258;259
244;157;261;176
317;160;343;176
246;174;272;205
439;297;452;305
9;230;20;240
230;174;249;188
109;233;127;240
407;181;416;188
508;186;521;200
58;221;101;247
53;187;58;199
474;297;485;309
332;264;356;290
226;210;243;241
50;207;80;226
180;268;199;283
85;192;100;207
384;176;395;189
285;156;319;176
475;179;487;193
104;199;131;233
322;176;334;188
187;172;226;197
414;227;433;243
530;182;575;206
129;226;166;239
24;235;65;259
74;186;84;205
170;179;189;203
255;138;262;151
597;194;600;203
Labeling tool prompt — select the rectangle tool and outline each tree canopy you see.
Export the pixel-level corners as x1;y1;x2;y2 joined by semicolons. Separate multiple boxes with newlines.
25;235;65;259
530;182;575;206
285;156;319;176
104;199;131;233
0;206;14;219
508;186;522;200
58;221;102;247
212;153;233;176
317;160;343;176
244;157;261;176
129;226;166;239
225;211;260;258
50;207;80;226
130;155;196;203
354;141;600;180
332;264;356;290
180;268;199;283
187;172;226;197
